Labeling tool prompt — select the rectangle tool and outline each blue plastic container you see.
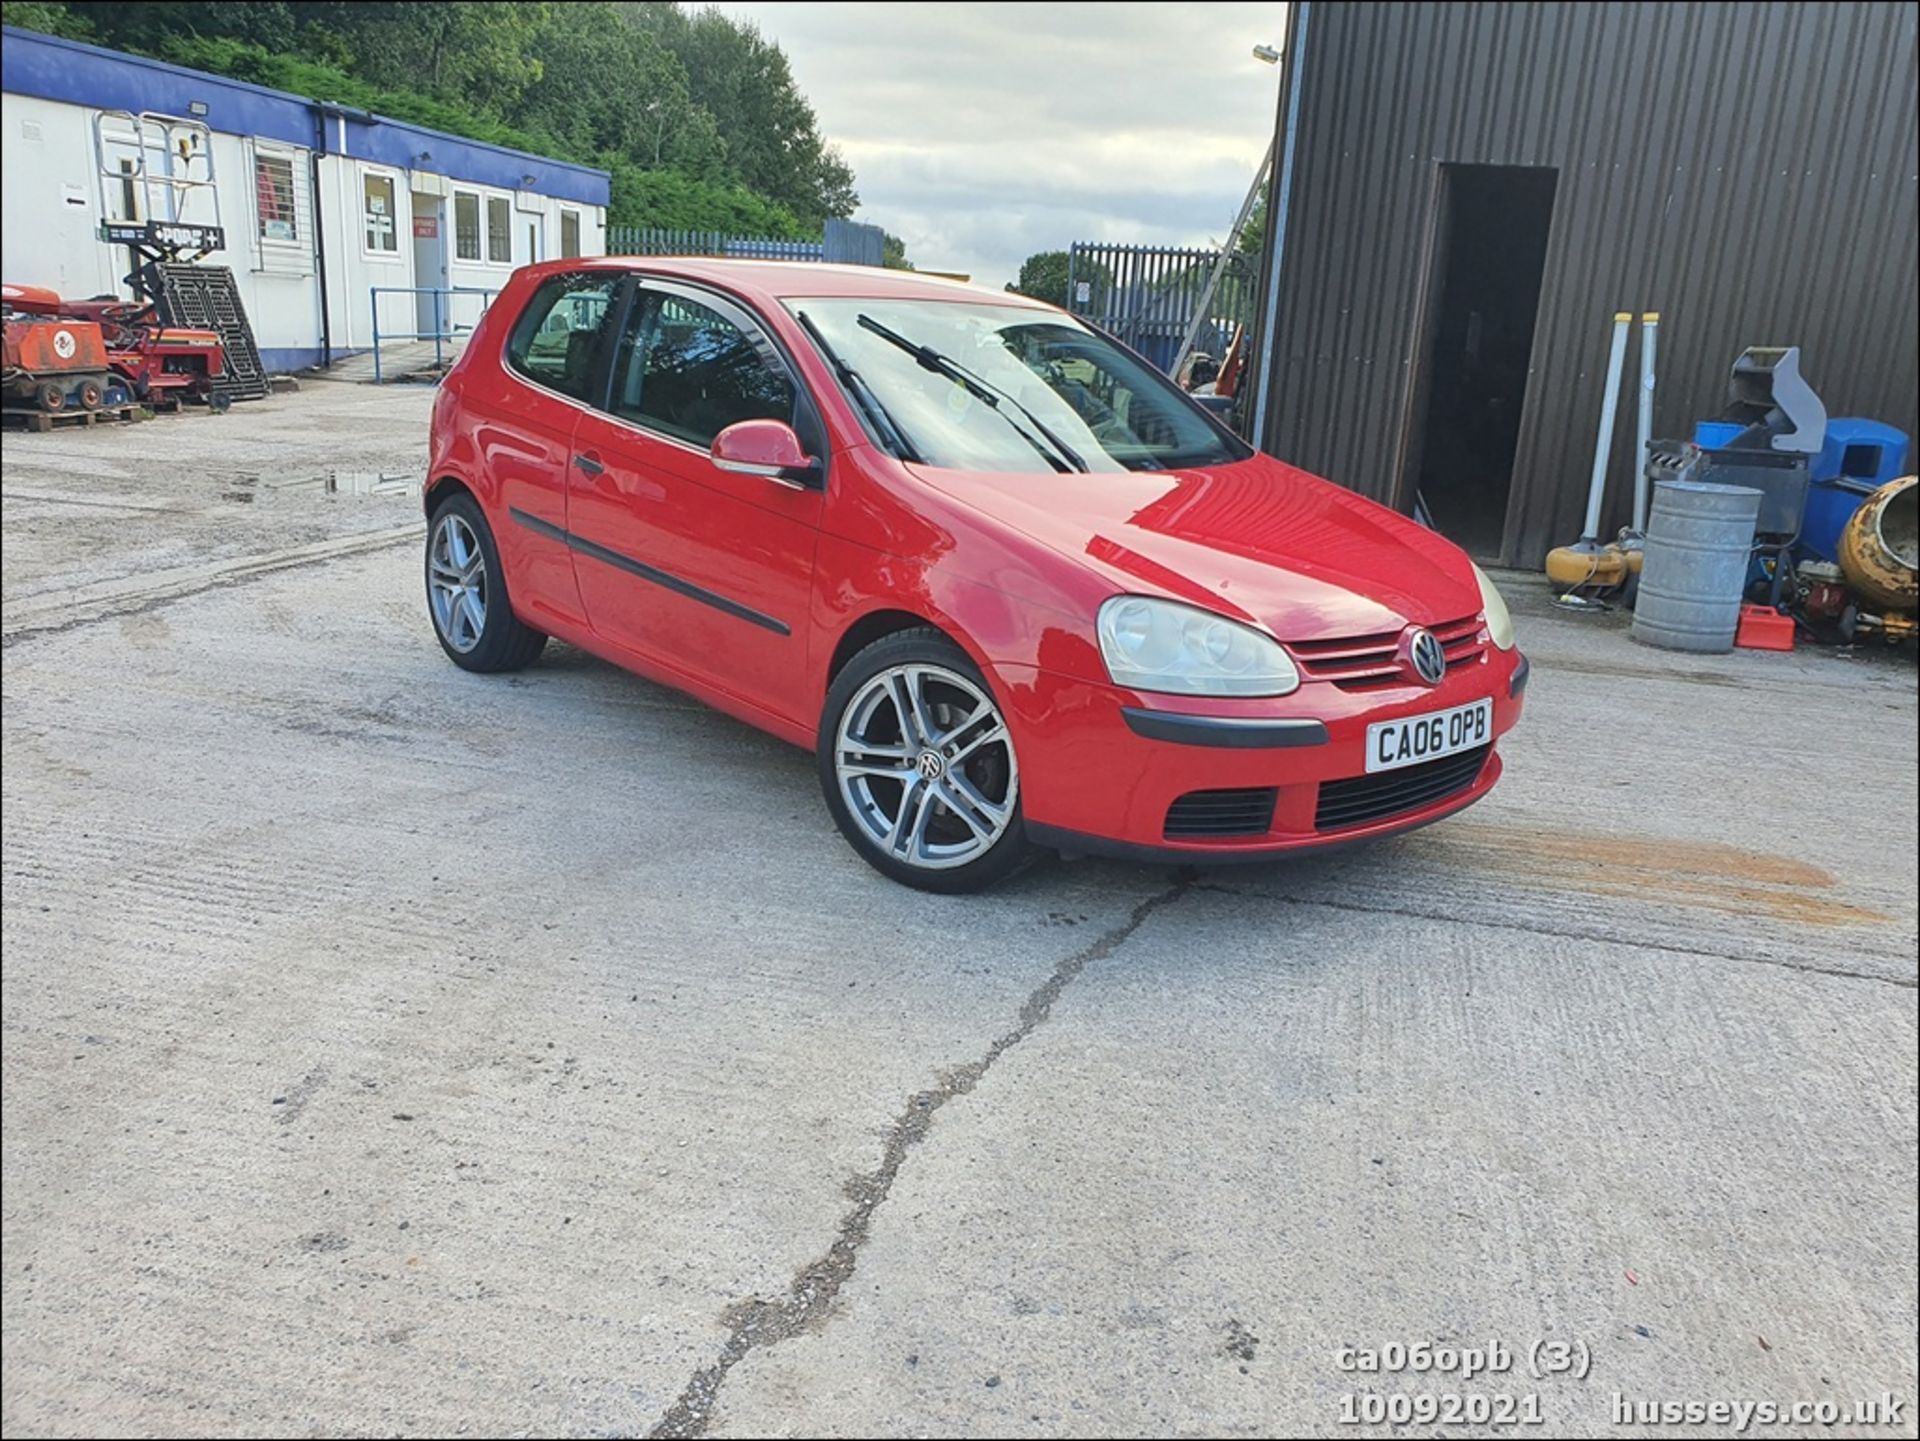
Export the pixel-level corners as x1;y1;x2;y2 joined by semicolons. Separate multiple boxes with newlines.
1814;417;1908;489
1803;419;1909;563
1800;477;1879;563
1691;416;1909;563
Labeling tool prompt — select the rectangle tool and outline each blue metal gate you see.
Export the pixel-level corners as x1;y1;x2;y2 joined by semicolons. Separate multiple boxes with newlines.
1067;241;1259;373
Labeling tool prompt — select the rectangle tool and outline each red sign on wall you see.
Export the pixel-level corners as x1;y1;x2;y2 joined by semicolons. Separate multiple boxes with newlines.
412;217;438;239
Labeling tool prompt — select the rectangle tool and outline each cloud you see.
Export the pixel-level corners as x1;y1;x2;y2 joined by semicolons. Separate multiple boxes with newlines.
714;1;1285;286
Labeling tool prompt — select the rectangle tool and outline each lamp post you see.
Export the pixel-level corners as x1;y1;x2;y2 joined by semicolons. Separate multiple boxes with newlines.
1171;42;1283;378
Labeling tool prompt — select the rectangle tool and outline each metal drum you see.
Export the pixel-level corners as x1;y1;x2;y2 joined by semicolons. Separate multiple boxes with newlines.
1632;480;1763;652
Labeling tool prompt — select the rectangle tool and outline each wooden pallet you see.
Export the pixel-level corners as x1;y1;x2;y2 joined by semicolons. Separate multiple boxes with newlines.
1;403;144;433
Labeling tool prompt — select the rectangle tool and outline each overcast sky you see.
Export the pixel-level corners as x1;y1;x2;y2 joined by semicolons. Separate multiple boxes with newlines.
714;2;1286;287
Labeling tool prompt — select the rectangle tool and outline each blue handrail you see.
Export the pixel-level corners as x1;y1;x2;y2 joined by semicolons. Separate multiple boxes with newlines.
369;286;498;383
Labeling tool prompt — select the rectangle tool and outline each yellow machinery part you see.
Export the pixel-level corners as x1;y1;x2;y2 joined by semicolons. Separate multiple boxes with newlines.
1545;542;1640;590
1859;612;1918;642
1837;475;1918;614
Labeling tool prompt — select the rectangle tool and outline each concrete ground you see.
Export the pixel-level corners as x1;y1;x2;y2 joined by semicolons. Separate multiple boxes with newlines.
3;386;1915;1439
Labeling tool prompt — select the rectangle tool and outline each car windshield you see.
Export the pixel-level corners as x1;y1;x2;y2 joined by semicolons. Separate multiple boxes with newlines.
785;297;1251;473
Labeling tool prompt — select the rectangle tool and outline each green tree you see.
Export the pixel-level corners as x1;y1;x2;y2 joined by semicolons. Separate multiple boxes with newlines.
1238;178;1269;256
1007;251;1073;307
1008;250;1116;309
882;232;914;271
608;165;808;237
631;3;856;226
57;2;354;68
0;0;95;38
513;3;723;177
156;36;544;151
337;2;543;106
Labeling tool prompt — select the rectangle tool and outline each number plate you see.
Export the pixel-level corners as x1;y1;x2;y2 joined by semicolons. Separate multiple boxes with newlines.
1365;697;1492;774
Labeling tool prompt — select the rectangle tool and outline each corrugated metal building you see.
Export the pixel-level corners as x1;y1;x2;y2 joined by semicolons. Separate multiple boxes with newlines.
1252;1;1919;566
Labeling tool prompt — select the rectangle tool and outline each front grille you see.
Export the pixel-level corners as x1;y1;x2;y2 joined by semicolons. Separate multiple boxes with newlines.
1288;615;1486;691
1164;787;1278;839
1315;745;1490;832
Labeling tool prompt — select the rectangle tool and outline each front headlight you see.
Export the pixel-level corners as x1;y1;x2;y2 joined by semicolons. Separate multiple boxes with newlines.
1472;563;1516;651
1096;595;1300;697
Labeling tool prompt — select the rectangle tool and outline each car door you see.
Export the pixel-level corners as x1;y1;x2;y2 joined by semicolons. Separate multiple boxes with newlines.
480;268;627;632
567;281;825;727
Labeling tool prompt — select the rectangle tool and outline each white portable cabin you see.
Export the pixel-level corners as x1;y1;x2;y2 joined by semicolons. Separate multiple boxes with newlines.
2;26;610;371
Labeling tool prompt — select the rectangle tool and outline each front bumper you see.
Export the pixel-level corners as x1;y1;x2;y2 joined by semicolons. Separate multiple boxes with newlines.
995;647;1528;862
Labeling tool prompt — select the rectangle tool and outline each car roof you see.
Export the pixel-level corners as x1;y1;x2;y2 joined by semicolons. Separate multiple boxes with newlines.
539;256;1055;310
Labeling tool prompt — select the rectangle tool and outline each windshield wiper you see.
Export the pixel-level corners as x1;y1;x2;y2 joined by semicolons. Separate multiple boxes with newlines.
855;314;1089;473
795;310;920;462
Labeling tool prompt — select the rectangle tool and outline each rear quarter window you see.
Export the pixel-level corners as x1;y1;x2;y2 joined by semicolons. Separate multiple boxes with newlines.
505;273;622;403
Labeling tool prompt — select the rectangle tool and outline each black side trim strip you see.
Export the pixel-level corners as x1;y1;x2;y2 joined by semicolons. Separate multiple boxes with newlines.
508;507;790;636
1120;708;1330;749
511;506;570;544
1509;653;1530;697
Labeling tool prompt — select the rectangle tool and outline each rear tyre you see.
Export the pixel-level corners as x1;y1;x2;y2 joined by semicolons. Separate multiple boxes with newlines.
818;628;1035;892
35;381;66;412
75;376;105;411
425;492;547;673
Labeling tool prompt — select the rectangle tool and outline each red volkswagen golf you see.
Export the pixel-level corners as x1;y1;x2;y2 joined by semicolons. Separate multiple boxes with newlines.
425;259;1526;890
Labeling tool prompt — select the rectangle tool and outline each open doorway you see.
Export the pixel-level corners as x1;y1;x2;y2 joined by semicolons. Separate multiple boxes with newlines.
1406;165;1557;560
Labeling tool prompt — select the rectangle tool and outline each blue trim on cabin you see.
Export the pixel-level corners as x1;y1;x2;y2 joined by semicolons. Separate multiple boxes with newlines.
259;346;343;373
1;27;609;207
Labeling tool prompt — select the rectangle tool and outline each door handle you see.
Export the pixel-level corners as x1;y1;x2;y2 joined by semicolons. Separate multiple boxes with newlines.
572;454;604;476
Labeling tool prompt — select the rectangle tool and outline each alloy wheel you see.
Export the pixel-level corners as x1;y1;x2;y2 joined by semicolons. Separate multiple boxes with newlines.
428;512;488;653
833;663;1019;870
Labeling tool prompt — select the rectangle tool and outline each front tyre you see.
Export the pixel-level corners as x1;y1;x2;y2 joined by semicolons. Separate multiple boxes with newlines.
425;492;547;672
819;629;1034;892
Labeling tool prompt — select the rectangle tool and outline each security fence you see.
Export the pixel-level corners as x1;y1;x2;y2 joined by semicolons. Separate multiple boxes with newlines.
606;218;885;266
1066;241;1261;374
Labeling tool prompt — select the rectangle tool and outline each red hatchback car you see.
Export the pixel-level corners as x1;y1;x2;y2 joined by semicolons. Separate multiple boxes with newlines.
425;259;1526;890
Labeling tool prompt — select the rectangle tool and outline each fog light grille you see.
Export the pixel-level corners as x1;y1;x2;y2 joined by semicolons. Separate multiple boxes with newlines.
1315;745;1490;831
1164;787;1278;839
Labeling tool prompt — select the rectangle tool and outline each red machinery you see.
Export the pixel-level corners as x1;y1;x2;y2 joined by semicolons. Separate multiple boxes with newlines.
2;282;225;411
3;289;111;413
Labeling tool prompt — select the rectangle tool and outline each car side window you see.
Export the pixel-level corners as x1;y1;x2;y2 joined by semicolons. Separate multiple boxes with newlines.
610;291;795;449
505;273;622;403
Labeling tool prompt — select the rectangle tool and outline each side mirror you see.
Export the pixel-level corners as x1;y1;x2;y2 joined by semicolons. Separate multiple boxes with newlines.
710;419;821;488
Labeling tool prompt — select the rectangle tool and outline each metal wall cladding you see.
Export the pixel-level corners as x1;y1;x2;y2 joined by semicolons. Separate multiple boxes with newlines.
1256;1;1919;567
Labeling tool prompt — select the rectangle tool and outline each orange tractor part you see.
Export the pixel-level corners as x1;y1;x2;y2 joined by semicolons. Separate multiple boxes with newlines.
2;283;115;412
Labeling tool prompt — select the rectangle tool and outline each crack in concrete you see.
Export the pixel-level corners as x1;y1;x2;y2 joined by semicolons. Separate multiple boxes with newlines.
1194;882;1917;989
648;876;1194;1438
